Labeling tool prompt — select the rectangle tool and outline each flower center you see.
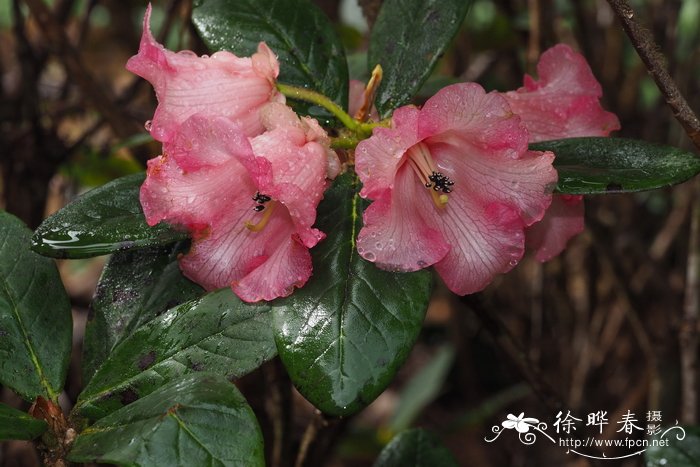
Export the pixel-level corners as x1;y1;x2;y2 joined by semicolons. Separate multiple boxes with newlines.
406;143;453;209
245;191;276;232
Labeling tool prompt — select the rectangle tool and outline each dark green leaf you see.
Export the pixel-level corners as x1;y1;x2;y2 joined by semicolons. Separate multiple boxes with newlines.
272;174;432;417
31;173;187;259
75;288;276;420
369;0;471;117
646;425;700;466
0;402;47;441
68;373;264;467
0;211;71;402
192;0;349;110
82;242;204;384
373;428;458;467
530;137;700;194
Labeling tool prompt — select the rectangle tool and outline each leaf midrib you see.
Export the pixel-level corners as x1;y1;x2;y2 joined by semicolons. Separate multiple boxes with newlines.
0;246;57;401
77;310;271;409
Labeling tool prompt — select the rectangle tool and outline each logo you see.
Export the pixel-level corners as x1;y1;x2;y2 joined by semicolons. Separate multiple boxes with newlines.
485;410;686;460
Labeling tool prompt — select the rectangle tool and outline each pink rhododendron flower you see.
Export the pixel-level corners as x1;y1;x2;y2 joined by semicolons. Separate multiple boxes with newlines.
503;44;620;261
355;83;558;295
126;4;282;143
140;103;330;302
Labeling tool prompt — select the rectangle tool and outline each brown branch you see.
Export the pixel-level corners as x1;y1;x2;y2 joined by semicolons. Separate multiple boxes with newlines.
605;0;700;150
294;411;326;467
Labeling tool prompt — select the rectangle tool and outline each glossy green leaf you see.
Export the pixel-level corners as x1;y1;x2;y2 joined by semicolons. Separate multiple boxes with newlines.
75;288;276;420
530;137;700;194
373;428;458;467
0;402;47;441
31;173;187;259
646;425;700;466
0;211;71;402
272;174;432;417
369;0;471;117
68;373;264;467
192;0;349;111
82;242;204;384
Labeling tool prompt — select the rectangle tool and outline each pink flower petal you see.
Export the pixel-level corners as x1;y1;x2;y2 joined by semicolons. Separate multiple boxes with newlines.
233;233;314;302
355;106;422;199
139;116;259;231
430;198;525;295
419;83;529;157
126;5;280;143
526;195;584;262
140;152;252;232
251;104;330;244
180;207;314;302
503;44;620;142
356;168;450;271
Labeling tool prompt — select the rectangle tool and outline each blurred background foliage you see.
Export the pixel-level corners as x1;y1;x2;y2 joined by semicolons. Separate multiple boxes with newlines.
1;0;700;465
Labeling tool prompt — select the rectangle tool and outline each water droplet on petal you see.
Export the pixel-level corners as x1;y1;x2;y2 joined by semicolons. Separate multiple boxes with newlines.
144;120;153;131
509;259;519;267
375;242;383;250
364;252;376;261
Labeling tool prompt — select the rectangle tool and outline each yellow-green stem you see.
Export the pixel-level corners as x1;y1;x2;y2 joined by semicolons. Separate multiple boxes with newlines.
330;136;361;149
276;83;358;131
276;83;393;150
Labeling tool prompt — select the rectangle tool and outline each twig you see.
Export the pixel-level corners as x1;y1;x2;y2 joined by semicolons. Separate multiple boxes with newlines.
681;178;700;424
294;411;326;467
605;0;700;149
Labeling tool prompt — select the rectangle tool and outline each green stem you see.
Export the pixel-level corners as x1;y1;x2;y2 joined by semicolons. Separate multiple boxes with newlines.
330;136;361;150
277;83;358;131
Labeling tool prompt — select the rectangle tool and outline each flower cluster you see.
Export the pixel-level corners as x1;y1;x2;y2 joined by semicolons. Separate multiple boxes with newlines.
130;5;618;301
353;45;619;293
128;5;336;302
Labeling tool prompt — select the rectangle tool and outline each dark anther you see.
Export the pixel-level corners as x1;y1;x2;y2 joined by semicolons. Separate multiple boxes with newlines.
252;191;272;211
428;171;454;193
252;192;272;203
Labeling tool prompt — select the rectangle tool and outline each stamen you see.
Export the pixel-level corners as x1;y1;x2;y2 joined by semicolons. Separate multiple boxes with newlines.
252;192;272;204
406;143;454;209
245;201;277;232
